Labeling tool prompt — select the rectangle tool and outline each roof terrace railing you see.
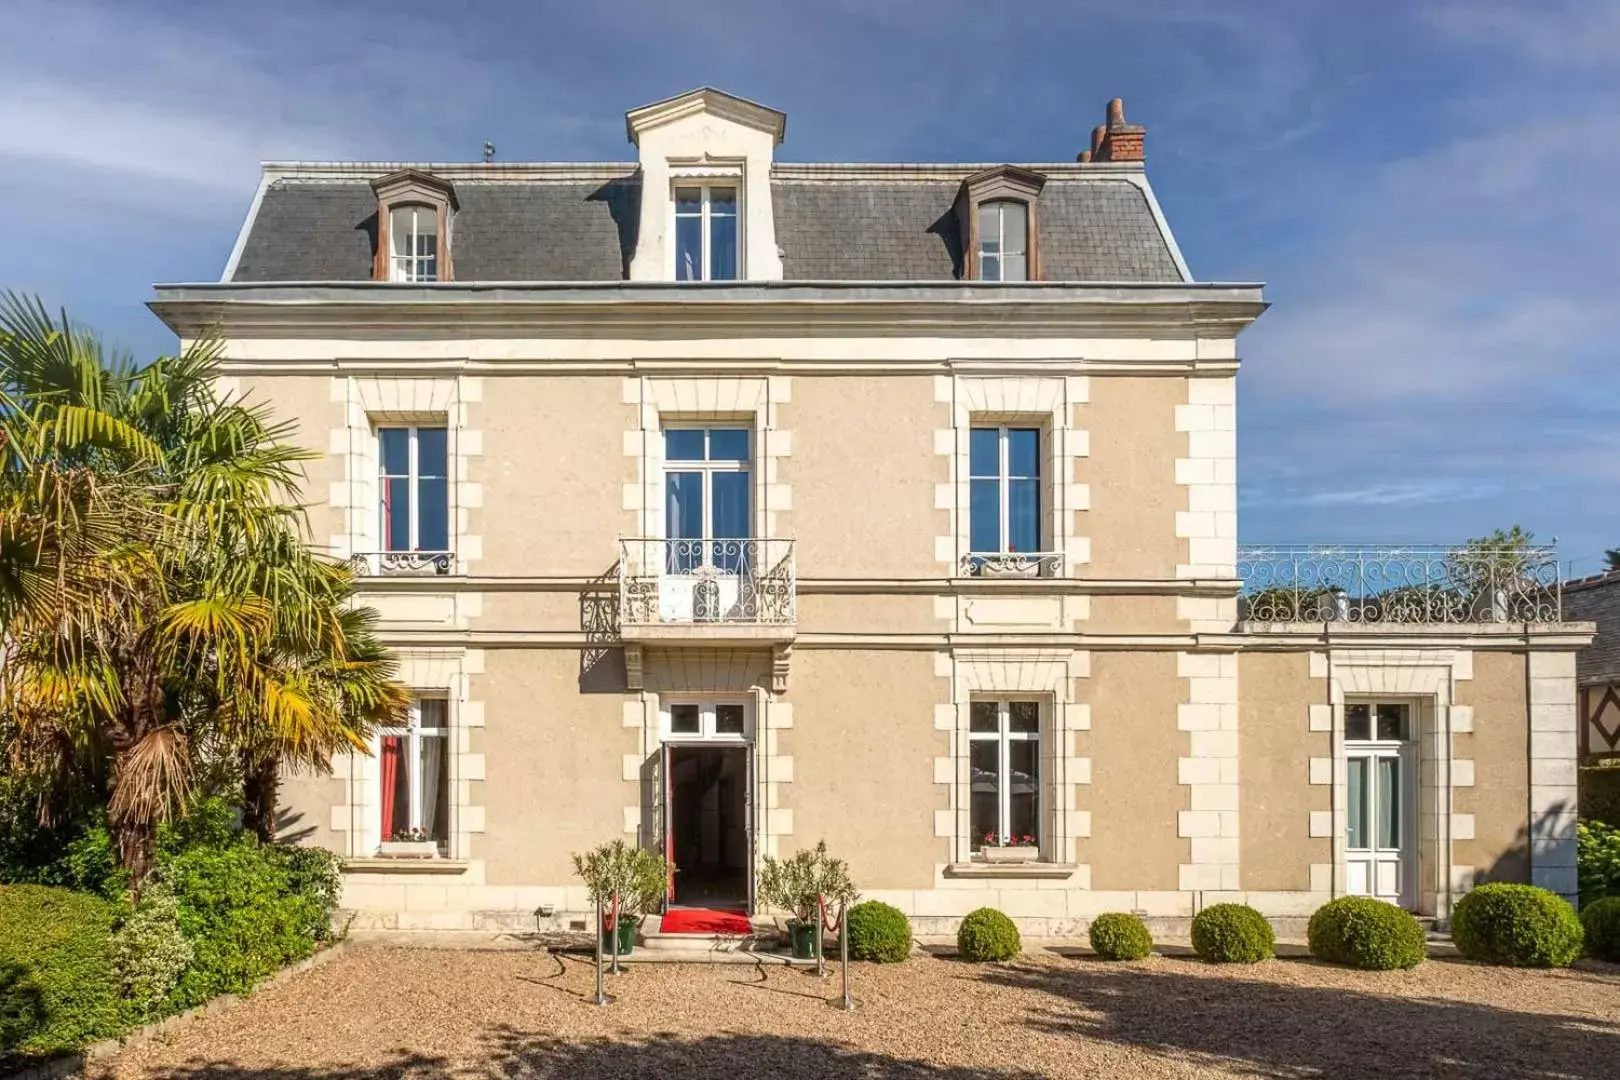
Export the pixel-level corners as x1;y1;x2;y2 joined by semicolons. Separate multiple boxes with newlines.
1236;544;1562;625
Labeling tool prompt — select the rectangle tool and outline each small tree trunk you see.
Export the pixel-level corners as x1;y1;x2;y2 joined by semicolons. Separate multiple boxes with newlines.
116;818;156;892
243;753;280;844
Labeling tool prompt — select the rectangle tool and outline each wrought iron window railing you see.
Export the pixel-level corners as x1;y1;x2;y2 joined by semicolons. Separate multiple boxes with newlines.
619;538;796;627
1236;545;1562;625
351;550;456;576
959;552;1066;578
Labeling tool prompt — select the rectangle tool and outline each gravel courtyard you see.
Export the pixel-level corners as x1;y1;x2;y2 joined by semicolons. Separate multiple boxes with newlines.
92;945;1620;1080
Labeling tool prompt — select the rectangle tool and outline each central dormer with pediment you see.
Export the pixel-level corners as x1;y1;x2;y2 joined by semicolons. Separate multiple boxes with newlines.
625;87;787;282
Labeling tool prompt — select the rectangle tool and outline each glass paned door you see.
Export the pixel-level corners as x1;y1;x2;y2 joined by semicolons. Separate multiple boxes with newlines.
1344;703;1415;908
662;427;751;620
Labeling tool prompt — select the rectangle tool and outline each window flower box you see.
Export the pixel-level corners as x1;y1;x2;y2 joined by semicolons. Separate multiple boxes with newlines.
979;845;1040;864
379;830;441;859
978;832;1040;864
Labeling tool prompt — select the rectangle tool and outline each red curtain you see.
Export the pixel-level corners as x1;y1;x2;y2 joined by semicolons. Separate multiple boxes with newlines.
380;736;402;839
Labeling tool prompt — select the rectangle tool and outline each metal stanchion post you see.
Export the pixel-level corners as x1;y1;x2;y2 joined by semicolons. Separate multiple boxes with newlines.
816;895;827;978
609;891;622;976
592;896;613;1006
837;900;855;1011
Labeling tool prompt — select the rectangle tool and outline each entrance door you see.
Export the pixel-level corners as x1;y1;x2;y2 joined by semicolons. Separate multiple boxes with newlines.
1344;703;1416;908
667;744;751;908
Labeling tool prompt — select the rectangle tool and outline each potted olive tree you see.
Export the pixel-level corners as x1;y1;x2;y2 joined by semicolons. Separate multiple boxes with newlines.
572;839;671;957
758;840;859;959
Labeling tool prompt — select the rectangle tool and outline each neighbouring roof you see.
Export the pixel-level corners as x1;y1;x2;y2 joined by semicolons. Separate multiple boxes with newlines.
228;167;1186;284
1567;569;1620;683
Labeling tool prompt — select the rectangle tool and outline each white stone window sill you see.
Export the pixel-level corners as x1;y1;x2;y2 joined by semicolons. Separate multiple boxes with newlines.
343;857;470;875
945;862;1077;880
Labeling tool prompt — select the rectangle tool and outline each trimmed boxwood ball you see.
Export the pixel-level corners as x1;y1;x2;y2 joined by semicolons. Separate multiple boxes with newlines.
1451;883;1583;968
1307;896;1426;970
1578;896;1620;962
957;907;1021;962
1191;903;1275;964
845;900;913;963
1088;912;1153;961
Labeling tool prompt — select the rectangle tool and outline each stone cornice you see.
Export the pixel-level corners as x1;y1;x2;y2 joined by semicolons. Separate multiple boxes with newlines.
348;574;1244;596
149;281;1267;340
357;627;1596;651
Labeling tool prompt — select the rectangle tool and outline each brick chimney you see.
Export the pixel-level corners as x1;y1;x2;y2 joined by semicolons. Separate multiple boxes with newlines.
1078;98;1145;163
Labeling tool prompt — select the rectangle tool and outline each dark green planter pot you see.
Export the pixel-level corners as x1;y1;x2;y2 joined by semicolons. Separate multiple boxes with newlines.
600;919;637;957
787;920;820;959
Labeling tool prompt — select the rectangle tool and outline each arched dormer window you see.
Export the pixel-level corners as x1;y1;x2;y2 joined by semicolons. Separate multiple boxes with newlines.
955;166;1046;282
371;169;457;283
389;205;439;282
978;200;1028;282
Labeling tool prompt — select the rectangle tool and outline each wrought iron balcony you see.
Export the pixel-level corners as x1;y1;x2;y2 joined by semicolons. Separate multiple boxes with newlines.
1236;544;1562;625
351;550;456;577
959;551;1066;578
619;538;796;637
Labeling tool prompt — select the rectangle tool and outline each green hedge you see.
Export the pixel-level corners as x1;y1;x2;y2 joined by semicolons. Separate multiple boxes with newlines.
1578;820;1620;905
1088;913;1153;961
1307;896;1426;970
0;885;124;1060
845;901;912;963
161;839;331;1008
957;908;1020;962
1451;883;1583;967
1580;767;1620;828
1578;896;1620;963
1191;904;1275;964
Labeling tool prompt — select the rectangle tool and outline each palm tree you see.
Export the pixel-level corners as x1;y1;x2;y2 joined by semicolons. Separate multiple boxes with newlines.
216;543;408;842
0;294;406;880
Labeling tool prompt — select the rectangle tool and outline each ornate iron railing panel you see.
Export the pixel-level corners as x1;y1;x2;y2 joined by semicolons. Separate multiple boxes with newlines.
959;551;1066;578
351;550;456;576
1236;545;1562;625
619;538;796;627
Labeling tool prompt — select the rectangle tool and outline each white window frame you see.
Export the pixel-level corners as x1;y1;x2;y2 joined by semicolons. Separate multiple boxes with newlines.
978;199;1028;282
377;696;450;849
660;698;754;742
672;184;741;281
970;424;1042;554
377;425;449;553
389;205;439;283
661;424;753;542
968;698;1043;852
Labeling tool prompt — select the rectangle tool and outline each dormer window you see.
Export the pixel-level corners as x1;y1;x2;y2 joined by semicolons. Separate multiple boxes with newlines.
389;205;439;283
978;201;1028;282
371;169;456;284
674;185;739;281
955;166;1046;282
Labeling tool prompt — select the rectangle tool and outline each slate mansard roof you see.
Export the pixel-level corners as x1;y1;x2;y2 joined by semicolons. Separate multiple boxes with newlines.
227;165;1188;284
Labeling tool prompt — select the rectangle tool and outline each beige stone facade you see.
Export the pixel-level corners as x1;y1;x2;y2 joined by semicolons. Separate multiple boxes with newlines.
158;88;1593;934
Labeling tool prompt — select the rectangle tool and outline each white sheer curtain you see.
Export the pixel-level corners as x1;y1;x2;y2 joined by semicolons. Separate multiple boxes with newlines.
418;735;444;841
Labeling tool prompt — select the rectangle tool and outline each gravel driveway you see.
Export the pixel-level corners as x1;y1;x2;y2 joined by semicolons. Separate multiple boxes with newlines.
91;945;1620;1080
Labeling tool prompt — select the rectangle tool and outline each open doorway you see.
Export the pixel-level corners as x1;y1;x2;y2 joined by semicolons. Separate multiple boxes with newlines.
667;744;750;908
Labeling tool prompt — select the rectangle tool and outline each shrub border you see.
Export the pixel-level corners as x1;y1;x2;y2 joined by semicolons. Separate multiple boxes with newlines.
1;940;350;1080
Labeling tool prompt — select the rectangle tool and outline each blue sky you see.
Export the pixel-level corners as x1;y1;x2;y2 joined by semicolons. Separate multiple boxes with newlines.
2;0;1616;572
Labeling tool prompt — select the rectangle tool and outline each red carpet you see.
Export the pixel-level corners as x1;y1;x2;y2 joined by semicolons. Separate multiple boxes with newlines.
660;907;753;935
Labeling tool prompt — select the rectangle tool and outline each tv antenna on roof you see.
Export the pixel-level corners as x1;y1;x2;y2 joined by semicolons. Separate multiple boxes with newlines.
483;140;496;164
